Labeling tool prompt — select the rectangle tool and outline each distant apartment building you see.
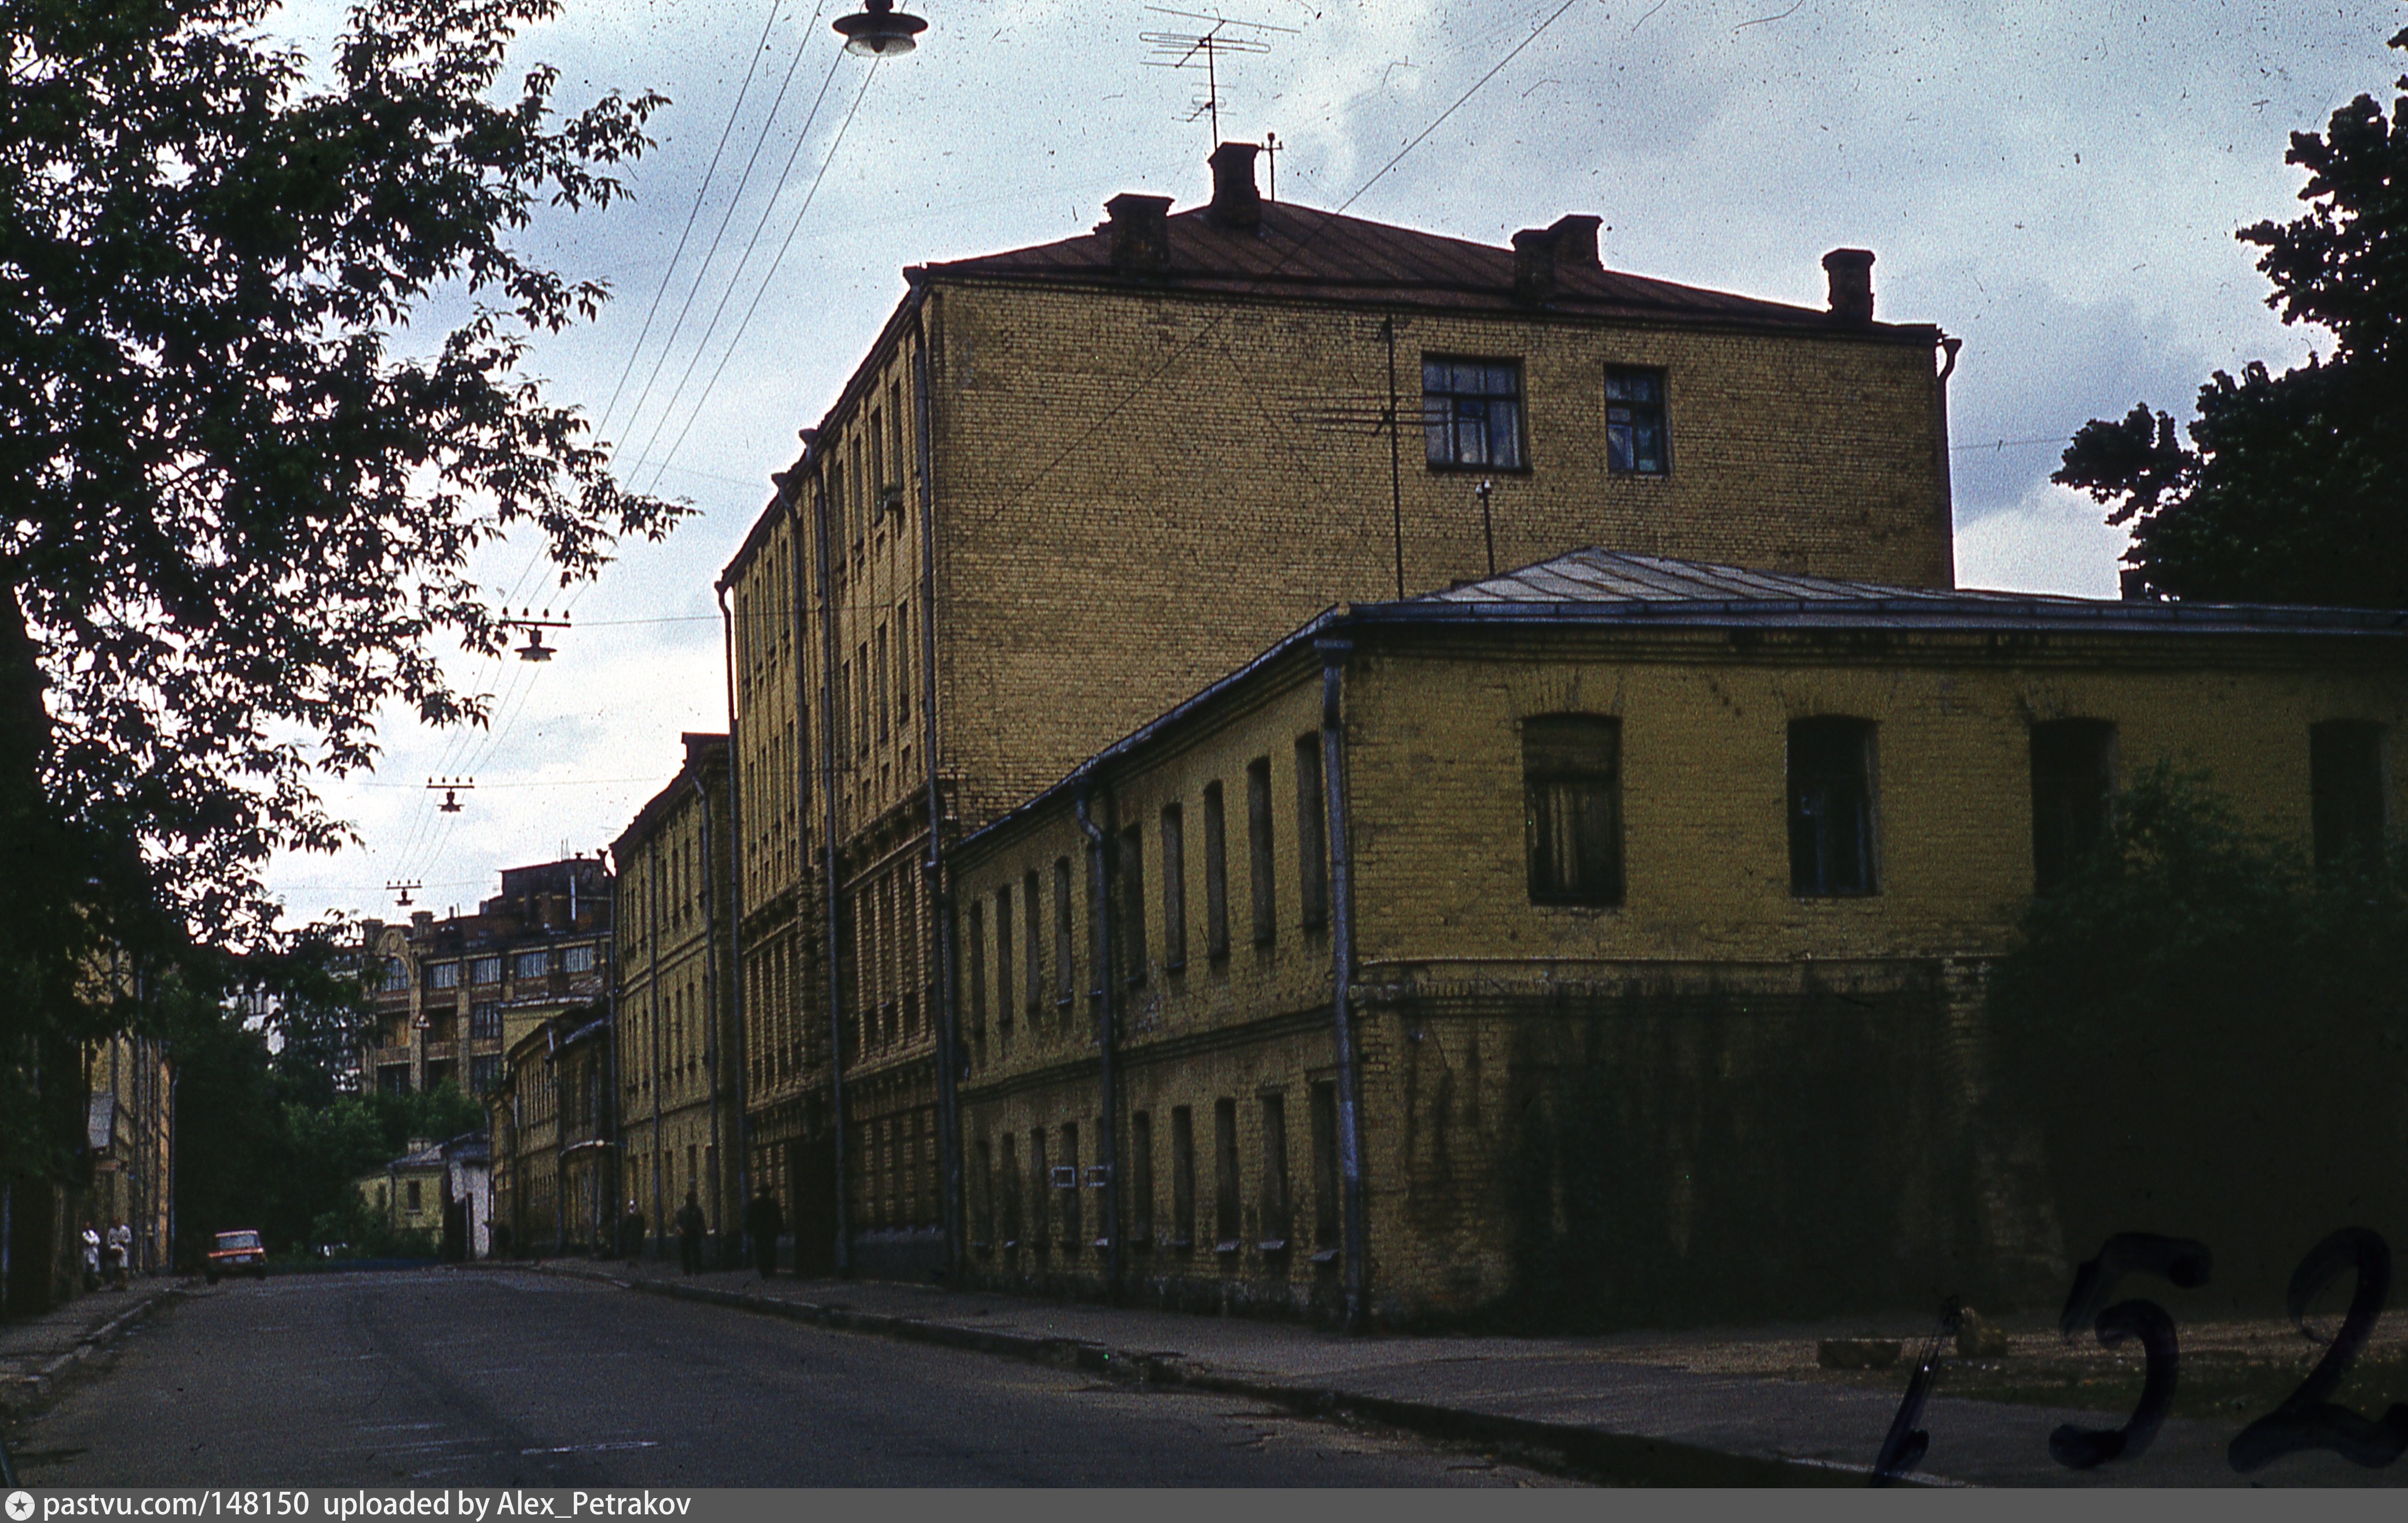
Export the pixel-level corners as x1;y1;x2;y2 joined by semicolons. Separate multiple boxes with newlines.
353;857;614;1099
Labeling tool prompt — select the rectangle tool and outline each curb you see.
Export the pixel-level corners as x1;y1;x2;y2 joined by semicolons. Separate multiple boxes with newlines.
0;1282;188;1425
523;1262;1905;1488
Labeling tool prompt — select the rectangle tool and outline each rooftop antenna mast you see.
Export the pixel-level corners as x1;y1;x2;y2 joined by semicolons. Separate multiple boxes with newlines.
1142;7;1296;142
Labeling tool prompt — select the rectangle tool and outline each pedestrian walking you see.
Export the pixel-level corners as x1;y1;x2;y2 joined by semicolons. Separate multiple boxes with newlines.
618;1201;646;1265
675;1190;706;1276
743;1185;782;1280
108;1220;133;1289
80;1222;101;1293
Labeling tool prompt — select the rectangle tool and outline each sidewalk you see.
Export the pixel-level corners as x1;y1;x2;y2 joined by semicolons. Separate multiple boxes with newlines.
512;1255;2396;1488
0;1277;185;1424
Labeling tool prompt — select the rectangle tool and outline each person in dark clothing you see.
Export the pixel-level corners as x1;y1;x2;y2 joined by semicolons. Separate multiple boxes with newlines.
618;1202;645;1265
743;1186;782;1280
675;1190;707;1276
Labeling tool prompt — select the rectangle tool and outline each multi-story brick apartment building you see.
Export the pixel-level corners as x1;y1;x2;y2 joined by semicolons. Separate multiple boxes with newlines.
612;734;742;1262
354;857;614;1099
489;1005;612;1256
720;141;1966;1278
950;548;2408;1326
79;1027;174;1277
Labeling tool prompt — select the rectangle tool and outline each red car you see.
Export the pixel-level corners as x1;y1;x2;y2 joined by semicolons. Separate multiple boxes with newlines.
206;1229;267;1283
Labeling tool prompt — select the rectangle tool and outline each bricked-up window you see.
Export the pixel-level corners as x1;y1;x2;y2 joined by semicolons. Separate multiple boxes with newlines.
1202;782;1230;960
1295;737;1329;929
1054;858;1076;1008
1130;1110;1154;1249
966;899;987;1044
1028;1129;1050;1253
1605;366;1669;475
1160;804;1187;970
2312;720;2387;870
1246;757;1276;946
1524;715;1624;906
1213;1099;1241;1249
1022;870;1043;1017
1423;357;1525;469
999;1132;1021;1246
1259;1093;1291;1249
1060;1122;1083;1247
2031;719;2116;894
1170;1105;1197;1247
1310;1081;1340;1253
1117;824;1147;986
1788;717;1879;896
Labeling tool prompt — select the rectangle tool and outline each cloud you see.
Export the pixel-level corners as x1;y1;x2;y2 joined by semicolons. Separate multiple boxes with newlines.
1955;481;2131;599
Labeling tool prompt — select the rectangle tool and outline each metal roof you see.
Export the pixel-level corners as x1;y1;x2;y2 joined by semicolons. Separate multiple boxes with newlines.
918;202;1926;336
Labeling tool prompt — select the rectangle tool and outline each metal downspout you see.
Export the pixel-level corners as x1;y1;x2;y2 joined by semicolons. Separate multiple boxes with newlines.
695;767;724;1257
1318;638;1369;1329
1073;790;1121;1297
914;319;963;1275
717;583;750;1262
811;476;852;1278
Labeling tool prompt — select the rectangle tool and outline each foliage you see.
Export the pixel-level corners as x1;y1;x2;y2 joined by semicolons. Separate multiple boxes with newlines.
2055;29;2408;607
1986;766;2408;1303
0;0;682;1178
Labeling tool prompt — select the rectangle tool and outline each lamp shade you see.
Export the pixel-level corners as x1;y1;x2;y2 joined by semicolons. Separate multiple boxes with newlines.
834;0;926;55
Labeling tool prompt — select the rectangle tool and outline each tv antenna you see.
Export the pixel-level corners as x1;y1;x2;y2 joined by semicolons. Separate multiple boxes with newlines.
499;608;570;663
1287;317;1449;599
427;777;477;814
1142;8;1298;142
385;880;423;907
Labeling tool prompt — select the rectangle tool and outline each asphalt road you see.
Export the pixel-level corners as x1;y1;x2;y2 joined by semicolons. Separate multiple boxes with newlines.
12;1269;1565;1487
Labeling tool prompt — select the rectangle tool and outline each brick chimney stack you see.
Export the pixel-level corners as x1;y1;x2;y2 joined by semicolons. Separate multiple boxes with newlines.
1207;142;1262;230
1823;248;1875;324
1512;214;1603;303
1104;193;1172;273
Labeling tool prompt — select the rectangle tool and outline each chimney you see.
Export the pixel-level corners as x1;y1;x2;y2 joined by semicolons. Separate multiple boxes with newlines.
1104;193;1172;273
1512;214;1603;303
1823;247;1875;324
411;909;433;934
1207;141;1262;229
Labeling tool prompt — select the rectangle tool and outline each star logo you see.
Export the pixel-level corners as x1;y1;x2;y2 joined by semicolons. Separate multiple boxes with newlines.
6;1489;36;1521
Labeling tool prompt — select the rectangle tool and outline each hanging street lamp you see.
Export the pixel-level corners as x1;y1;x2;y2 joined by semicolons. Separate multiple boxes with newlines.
834;0;927;56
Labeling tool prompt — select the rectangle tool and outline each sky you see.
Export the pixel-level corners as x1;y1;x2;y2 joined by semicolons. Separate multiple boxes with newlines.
255;0;2405;928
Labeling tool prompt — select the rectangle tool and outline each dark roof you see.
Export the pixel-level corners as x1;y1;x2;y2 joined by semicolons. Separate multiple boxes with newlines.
918;202;1916;335
959;548;2407;855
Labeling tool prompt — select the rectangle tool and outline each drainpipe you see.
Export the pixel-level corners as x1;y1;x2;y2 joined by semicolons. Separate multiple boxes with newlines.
717;581;750;1265
647;817;664;1256
1073;788;1121;1297
1317;637;1369;1330
695;766;723;1258
1934;333;1964;589
811;472;852;1278
914;318;963;1275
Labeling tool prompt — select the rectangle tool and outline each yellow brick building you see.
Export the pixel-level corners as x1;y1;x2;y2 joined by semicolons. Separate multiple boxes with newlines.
949;549;2408;1326
612;733;742;1262
721;143;1964;1279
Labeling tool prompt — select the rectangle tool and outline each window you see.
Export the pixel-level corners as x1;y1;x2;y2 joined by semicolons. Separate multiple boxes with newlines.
470;1002;501;1041
1422;357;1525;469
430;962;460;990
565;944;596;975
2312;720;2387;870
1202;782;1230;960
1295;737;1328;929
405;1180;422;1212
1117;825;1147;985
1024;870;1044;1016
874;624;889;742
994;885;1014;1030
967;900;987;1041
470;1055;500;1094
1788;717;1878;896
2031;720;2116;893
1170;1105;1196;1248
999;1133;1022;1246
1310;1081;1341;1253
515;950;549;979
1053;858;1075;1007
472;957;501;985
1605;366;1669;475
1130;1111;1155;1248
1246;757;1276;946
1259;1093;1291;1249
1524;715;1624;906
1160;804;1187;971
1212;1099;1241;1249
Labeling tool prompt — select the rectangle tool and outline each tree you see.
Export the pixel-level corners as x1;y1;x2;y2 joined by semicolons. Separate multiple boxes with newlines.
2055;28;2407;607
0;0;684;1175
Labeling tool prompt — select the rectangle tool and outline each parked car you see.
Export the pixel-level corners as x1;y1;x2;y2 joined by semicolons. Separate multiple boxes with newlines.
206;1229;267;1283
